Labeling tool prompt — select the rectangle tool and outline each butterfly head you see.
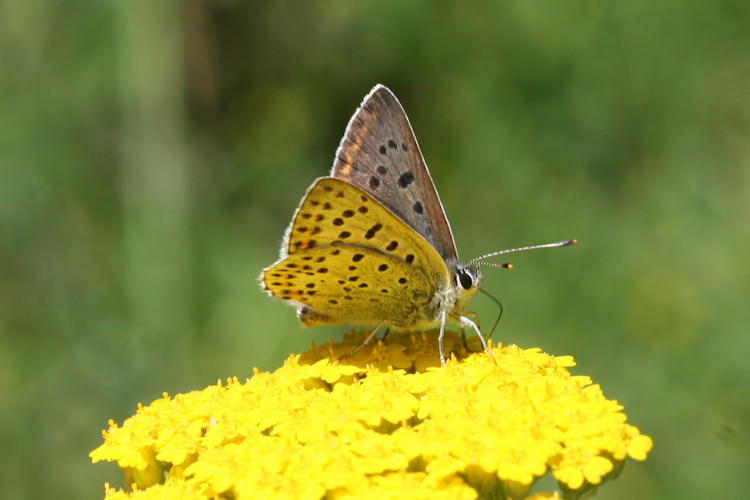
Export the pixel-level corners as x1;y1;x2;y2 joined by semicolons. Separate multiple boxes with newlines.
452;263;483;311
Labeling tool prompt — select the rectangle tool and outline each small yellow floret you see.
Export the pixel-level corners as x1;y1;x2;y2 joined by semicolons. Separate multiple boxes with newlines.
91;330;652;499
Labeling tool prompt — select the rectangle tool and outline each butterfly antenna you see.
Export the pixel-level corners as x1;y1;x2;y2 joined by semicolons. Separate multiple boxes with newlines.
478;262;514;270
467;239;577;266
478;286;503;340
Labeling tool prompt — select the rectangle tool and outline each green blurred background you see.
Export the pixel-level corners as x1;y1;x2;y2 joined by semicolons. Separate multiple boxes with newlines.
1;0;748;498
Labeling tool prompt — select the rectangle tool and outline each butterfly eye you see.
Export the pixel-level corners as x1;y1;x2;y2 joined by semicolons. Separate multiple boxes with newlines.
458;269;474;290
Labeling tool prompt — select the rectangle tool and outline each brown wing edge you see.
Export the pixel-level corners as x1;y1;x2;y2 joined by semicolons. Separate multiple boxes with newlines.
329;84;460;265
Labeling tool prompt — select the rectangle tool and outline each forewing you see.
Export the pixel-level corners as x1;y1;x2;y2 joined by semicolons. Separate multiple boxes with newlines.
261;245;437;327
282;177;449;287
330;84;459;264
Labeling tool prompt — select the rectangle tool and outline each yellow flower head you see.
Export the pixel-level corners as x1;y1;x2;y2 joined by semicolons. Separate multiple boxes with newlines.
91;330;652;499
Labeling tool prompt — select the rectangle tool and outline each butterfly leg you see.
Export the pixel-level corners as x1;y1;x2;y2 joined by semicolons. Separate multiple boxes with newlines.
460;312;481;353
459;315;496;364
438;309;448;366
460;328;469;353
340;321;386;360
380;328;391;342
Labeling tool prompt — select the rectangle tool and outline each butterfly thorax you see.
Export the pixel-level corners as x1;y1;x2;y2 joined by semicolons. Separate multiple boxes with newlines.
421;263;481;326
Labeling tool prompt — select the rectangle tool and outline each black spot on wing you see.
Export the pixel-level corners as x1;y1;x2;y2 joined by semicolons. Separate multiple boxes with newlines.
365;223;383;239
398;172;415;188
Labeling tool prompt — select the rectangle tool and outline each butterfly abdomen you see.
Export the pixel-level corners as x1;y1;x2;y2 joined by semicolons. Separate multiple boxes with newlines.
296;306;332;326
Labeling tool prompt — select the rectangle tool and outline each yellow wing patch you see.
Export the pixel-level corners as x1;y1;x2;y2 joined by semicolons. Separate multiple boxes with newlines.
262;244;440;328
284;177;449;286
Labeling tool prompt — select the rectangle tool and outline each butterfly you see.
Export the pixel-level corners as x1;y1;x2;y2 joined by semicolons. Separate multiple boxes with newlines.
260;84;575;365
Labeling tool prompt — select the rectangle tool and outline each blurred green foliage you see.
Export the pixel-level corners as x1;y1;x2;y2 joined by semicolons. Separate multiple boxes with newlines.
1;1;748;498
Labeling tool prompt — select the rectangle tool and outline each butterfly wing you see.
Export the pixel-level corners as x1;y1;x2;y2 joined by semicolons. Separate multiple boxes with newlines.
330;84;459;265
262;177;451;327
262;245;436;327
280;178;447;283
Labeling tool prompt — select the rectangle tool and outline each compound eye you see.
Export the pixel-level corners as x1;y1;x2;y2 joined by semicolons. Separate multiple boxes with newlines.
458;269;474;290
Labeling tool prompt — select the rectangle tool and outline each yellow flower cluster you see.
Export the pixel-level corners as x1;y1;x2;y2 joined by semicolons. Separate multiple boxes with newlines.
91;330;652;500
